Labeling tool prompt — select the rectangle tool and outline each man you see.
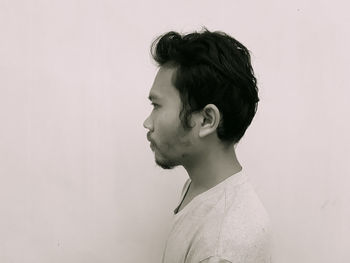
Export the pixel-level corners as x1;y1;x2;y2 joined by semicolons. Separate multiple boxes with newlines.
143;29;271;263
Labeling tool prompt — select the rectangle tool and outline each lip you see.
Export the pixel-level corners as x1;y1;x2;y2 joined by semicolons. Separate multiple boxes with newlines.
146;133;155;150
146;132;152;142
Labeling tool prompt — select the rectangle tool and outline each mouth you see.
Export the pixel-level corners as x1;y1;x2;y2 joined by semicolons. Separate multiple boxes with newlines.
146;133;152;142
147;133;156;151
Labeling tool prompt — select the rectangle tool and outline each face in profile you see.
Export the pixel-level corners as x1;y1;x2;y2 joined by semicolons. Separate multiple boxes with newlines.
143;66;196;169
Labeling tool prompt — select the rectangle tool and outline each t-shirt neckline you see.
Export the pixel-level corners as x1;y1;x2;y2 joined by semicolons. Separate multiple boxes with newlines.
173;170;245;217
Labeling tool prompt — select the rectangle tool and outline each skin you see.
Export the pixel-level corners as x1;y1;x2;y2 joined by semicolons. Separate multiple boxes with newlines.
143;65;242;210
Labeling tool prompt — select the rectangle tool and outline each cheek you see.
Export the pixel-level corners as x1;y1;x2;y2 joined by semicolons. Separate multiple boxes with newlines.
155;112;181;141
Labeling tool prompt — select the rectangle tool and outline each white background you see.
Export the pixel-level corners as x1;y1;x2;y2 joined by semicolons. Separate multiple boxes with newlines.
0;0;349;262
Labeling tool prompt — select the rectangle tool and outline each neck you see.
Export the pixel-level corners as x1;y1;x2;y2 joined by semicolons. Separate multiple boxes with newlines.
183;144;242;192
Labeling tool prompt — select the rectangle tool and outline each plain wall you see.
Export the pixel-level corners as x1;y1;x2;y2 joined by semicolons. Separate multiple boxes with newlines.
0;0;349;262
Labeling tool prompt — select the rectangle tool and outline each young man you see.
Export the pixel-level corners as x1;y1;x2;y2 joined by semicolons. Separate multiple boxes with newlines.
143;29;271;263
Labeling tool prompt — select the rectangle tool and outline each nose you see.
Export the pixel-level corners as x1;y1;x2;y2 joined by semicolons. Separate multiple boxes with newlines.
143;115;153;131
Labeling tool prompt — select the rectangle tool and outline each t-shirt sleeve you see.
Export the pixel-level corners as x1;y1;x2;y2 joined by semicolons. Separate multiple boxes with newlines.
198;222;271;263
199;256;232;263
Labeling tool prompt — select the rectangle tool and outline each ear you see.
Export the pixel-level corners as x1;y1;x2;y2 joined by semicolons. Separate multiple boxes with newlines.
198;104;221;138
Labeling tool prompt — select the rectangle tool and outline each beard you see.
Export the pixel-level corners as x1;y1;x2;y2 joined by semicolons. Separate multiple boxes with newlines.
150;130;193;170
152;143;180;170
156;160;176;170
155;158;177;169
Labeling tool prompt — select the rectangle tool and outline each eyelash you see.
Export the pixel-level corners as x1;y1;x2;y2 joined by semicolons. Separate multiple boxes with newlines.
151;102;159;108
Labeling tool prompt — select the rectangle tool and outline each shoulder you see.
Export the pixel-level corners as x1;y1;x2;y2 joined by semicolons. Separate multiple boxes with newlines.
196;180;272;262
215;181;272;262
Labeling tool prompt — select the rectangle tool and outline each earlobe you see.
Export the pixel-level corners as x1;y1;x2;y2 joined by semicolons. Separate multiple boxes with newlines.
198;104;220;138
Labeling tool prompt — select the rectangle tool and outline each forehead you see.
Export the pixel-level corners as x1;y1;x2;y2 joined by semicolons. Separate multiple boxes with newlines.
149;66;179;101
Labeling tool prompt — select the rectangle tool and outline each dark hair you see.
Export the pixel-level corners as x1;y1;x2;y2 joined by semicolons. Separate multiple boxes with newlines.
150;28;259;144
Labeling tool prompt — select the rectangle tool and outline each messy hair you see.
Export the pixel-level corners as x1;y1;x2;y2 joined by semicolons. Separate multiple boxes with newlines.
151;28;259;143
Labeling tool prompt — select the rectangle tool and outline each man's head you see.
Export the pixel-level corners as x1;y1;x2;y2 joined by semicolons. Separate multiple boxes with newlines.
143;28;259;169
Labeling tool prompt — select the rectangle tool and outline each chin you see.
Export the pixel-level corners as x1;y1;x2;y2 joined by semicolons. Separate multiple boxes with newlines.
155;158;177;170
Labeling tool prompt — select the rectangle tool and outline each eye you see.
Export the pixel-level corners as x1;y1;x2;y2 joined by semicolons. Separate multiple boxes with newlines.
151;102;160;109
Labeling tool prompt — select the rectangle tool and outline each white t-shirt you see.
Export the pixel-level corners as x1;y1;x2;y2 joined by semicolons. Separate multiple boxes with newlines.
162;171;271;263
